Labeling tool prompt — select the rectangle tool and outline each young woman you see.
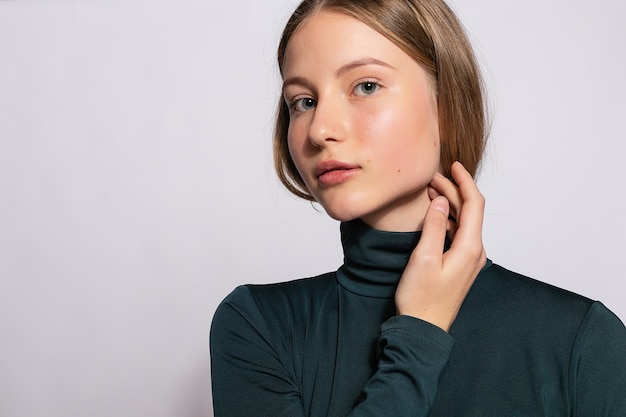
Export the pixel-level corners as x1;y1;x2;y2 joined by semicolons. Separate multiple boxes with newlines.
210;0;626;415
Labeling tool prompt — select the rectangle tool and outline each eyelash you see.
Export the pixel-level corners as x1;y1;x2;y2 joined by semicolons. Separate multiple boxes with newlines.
287;79;382;114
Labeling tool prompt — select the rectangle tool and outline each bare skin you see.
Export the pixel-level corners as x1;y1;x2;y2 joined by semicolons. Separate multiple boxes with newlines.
283;11;487;333
395;161;487;332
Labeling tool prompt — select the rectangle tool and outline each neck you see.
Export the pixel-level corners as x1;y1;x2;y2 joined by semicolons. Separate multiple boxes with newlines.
336;219;422;297
360;190;430;232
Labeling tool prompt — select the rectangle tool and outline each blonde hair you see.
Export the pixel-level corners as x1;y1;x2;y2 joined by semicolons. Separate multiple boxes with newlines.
274;0;488;201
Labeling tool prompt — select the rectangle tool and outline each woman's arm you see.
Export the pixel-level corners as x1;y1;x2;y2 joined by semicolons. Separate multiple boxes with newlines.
211;280;626;417
210;290;454;417
211;162;486;416
210;288;307;416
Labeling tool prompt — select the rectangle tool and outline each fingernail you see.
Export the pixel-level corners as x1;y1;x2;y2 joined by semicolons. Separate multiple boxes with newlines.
432;197;449;214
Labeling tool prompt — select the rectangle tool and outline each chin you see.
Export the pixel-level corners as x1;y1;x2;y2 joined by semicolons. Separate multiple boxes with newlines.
317;201;364;223
323;208;361;223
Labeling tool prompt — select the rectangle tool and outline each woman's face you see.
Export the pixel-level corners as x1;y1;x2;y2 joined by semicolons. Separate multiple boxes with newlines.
282;10;440;232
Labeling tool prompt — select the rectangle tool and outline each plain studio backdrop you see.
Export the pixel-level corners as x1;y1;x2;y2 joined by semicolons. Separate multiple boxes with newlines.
0;0;624;416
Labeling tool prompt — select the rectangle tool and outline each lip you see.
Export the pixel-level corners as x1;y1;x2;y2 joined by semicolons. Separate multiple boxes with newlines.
315;160;361;186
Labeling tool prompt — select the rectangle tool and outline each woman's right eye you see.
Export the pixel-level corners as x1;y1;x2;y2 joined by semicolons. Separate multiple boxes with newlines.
291;97;317;113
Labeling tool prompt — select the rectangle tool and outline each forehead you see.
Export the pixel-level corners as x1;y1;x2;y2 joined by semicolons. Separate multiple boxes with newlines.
282;10;408;77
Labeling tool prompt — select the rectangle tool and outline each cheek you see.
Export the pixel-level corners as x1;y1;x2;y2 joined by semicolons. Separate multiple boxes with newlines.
354;105;397;143
287;123;306;164
359;104;435;150
286;123;319;190
362;103;440;173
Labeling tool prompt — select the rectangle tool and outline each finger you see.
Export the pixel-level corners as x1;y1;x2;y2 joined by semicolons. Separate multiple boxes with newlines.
429;183;459;241
430;172;462;221
427;185;442;200
412;196;450;264
446;219;458;241
446;162;485;259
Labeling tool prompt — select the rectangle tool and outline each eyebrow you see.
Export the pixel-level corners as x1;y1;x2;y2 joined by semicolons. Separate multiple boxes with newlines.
336;58;395;77
282;57;395;92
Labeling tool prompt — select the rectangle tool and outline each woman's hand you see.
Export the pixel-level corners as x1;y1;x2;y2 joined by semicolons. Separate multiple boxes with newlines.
395;161;486;332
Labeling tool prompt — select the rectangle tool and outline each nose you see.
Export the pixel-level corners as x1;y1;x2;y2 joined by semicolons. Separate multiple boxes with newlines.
307;96;347;147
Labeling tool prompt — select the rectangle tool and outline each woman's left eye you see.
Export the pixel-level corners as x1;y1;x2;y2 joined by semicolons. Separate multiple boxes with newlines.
353;81;380;96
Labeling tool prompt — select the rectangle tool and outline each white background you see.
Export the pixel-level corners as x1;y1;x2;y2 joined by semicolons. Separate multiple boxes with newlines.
0;0;624;416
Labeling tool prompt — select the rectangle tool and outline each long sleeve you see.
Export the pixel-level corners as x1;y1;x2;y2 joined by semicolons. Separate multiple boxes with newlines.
210;287;305;416
210;238;626;416
210;285;453;417
350;316;453;417
570;302;626;416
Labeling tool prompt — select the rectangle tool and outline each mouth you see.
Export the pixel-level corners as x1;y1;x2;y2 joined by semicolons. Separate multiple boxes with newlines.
315;160;361;186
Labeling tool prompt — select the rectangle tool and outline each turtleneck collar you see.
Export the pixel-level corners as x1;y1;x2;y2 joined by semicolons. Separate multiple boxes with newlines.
336;219;422;298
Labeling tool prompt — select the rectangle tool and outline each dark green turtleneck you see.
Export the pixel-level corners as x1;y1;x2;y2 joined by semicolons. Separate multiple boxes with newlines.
210;220;626;416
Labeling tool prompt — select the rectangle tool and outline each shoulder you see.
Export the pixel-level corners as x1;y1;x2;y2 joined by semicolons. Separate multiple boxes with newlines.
476;262;595;318
220;272;337;313
572;300;626;359
458;262;625;343
456;261;626;369
569;296;626;411
211;273;338;336
444;263;626;413
210;273;340;376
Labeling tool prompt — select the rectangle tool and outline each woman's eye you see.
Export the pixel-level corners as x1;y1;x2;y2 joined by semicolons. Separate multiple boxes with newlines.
292;97;317;112
354;81;380;96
